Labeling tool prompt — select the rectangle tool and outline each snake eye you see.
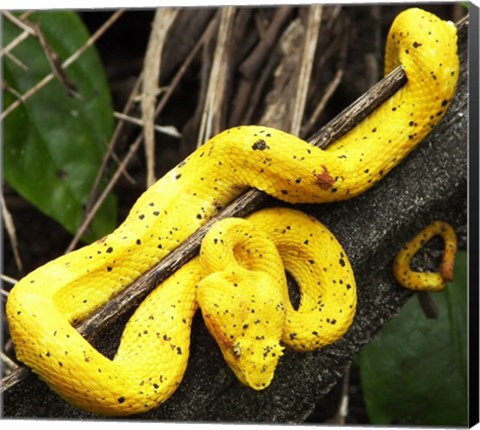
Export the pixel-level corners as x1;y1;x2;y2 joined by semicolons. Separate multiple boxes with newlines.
232;343;242;359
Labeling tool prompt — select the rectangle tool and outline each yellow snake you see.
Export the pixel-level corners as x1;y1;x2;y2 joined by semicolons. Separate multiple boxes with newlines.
393;221;457;291
6;8;459;416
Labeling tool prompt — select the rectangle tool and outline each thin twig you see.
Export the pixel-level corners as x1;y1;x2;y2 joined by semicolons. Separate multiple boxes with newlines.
32;22;78;96
79;72;145;224
328;366;351;424
239;7;293;80
197;7;235;146
64;135;144;254
417;291;440;319
3;51;29;70
1;195;23;273
1;352;19;373
290;5;323;135
226;8;284;127
1;9;125;121
1;11;37;35
141;8;179;187
1;274;18;298
154;16;218;121
2;81;24;100
1;274;18;286
257;17;304;129
114;112;181;138
301;68;344;137
301;22;348;138
0;28;33;58
0;12;38;65
243;48;280;124
308;65;405;148
65;15;217;253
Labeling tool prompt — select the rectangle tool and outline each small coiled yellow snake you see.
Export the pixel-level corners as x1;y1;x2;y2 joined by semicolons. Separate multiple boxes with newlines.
6;8;459;416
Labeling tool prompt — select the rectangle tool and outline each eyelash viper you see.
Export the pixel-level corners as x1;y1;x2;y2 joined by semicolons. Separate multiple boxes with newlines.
5;8;459;416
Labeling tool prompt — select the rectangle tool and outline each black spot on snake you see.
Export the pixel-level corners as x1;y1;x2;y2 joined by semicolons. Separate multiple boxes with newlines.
252;140;270;151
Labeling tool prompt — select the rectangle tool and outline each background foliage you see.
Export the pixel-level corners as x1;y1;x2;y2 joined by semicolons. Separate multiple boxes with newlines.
3;11;117;242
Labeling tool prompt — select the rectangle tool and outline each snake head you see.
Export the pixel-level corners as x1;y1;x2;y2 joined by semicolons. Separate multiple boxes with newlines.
226;332;285;390
197;268;286;390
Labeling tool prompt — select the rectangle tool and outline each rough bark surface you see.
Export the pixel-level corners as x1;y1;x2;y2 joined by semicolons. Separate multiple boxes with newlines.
2;13;468;422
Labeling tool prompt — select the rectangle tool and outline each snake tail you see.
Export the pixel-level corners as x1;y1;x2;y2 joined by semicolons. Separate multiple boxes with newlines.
393;221;458;291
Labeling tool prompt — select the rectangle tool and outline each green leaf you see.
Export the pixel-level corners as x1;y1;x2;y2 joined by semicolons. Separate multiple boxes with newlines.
359;251;468;426
3;11;117;242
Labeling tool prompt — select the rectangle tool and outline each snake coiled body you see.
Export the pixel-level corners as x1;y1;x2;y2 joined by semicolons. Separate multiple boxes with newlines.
6;9;459;416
